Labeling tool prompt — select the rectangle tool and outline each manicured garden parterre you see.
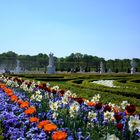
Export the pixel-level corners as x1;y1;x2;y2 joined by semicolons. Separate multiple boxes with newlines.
15;73;140;108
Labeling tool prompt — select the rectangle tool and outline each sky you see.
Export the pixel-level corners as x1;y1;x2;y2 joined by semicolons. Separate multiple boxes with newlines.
0;0;140;60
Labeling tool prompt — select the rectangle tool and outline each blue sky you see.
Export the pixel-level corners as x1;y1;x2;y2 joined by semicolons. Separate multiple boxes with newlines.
0;0;140;60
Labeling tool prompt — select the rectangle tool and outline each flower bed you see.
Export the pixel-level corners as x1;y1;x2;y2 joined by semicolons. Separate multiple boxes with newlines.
0;75;140;140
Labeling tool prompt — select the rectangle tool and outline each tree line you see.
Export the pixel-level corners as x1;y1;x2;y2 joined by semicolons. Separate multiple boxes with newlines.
0;51;140;73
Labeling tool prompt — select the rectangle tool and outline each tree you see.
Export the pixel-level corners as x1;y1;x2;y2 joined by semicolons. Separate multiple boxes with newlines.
0;51;140;73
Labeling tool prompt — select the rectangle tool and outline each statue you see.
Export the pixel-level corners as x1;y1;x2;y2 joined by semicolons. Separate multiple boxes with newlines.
100;61;104;74
108;68;112;73
47;52;56;74
15;60;21;74
48;53;54;66
130;59;136;74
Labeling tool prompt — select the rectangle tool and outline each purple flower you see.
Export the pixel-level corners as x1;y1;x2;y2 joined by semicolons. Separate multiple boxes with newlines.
136;132;140;137
67;135;74;140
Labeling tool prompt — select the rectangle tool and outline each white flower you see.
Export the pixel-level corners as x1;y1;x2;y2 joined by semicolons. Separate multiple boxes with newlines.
104;111;114;121
44;92;49;99
6;79;19;88
28;87;34;92
87;111;97;121
70;102;80;112
4;77;8;82
35;90;41;95
64;90;77;98
108;102;115;108
46;82;50;87
35;95;43;102
91;94;100;102
69;102;80;118
6;80;12;86
84;99;89;105
20;82;29;91
87;122;94;128
49;101;60;111
51;85;59;90
49;93;54;99
72;93;77;98
52;112;58;120
37;81;41;85
30;94;35;101
30;81;36;88
30;89;43;102
61;96;69;105
14;81;19;87
121;101;130;110
22;84;28;91
128;115;140;132
64;90;72;97
107;133;119;140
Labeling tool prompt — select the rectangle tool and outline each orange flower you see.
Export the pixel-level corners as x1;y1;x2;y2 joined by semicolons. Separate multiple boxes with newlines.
38;120;51;129
29;117;39;123
5;89;14;97
2;87;8;92
20;101;29;108
87;102;96;107
113;107;119;113
7;92;14;97
24;106;36;115
43;123;57;132
10;95;18;102
0;84;6;89
52;131;67;140
0;83;5;86
17;99;23;105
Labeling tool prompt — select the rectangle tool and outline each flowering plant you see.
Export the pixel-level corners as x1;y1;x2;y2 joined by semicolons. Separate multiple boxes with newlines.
0;76;140;140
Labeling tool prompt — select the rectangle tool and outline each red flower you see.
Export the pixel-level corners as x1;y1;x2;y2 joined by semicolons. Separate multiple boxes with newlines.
126;105;136;115
35;85;39;88
59;89;65;94
38;84;44;90
42;83;47;87
73;97;84;104
104;105;112;112
95;103;102;110
114;113;123;121
52;89;57;94
38;83;47;90
45;87;51;92
116;123;123;130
